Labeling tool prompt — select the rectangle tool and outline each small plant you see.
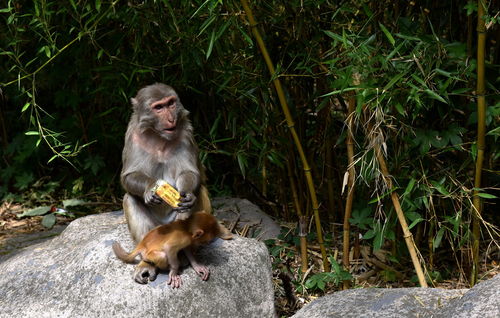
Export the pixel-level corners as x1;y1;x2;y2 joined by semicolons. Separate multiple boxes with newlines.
297;256;353;293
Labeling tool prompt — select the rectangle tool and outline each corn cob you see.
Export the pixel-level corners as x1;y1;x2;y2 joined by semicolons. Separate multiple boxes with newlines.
153;180;181;208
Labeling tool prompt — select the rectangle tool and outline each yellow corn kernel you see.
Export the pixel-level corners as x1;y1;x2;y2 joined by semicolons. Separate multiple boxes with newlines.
154;180;181;208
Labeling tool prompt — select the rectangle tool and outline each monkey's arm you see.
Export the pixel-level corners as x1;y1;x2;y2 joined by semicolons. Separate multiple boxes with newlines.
175;170;200;210
184;247;209;281
165;246;184;288
121;172;162;205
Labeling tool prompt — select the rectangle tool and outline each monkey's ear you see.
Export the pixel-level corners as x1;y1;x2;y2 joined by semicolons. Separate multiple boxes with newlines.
131;98;139;110
192;229;204;239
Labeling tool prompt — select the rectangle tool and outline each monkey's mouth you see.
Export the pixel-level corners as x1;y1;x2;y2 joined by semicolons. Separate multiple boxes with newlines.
163;126;177;133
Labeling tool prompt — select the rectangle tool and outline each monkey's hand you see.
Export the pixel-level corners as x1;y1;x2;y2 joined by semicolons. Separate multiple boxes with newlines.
133;262;158;284
144;181;163;205
185;248;209;281
167;271;183;288
176;191;196;210
192;264;210;281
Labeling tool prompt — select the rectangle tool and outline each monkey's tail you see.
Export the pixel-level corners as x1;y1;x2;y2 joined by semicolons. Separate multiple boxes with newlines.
112;241;141;264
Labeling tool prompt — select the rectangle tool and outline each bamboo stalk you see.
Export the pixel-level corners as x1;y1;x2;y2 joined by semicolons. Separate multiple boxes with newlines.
471;0;487;286
299;216;309;273
262;159;267;197
326;138;337;223
240;0;329;271
342;95;356;289
374;145;428;287
287;159;309;272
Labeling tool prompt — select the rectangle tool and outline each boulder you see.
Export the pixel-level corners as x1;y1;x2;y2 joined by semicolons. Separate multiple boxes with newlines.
292;288;465;318
212;197;281;240
438;274;500;318
293;274;500;318
0;211;276;318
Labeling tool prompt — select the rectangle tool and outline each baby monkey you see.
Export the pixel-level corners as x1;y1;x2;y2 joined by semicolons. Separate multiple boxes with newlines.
113;210;232;288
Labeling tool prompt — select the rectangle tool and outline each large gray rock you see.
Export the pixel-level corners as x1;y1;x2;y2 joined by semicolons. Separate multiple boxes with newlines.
212;197;281;240
438;273;500;318
0;211;275;318
293;274;500;318
292;288;466;318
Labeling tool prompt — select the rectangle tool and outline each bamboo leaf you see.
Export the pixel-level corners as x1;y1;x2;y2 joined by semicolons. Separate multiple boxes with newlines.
403;178;416;196
321;87;357;98
425;89;447;103
18;206;51;217
190;0;211;19
395;103;405;116
198;14;216;36
69;0;77;11
477;193;497;199
21;102;31;112
373;228;384;250
434;68;452;77
48;154;59;163
408;217;424;230
411;74;428;88
384;72;405;91
379;23;395;46
238;26;253;45
433;227;446;251
322;30;353;46
386;40;406;61
237;153;247;177
43;46;51;58
206;30;216;59
63;199;89;207
431;180;450;196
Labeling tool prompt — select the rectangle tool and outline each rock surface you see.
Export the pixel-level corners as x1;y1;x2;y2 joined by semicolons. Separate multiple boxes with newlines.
437;273;500;318
293;274;500;318
292;288;466;318
0;211;275;318
212;197;281;240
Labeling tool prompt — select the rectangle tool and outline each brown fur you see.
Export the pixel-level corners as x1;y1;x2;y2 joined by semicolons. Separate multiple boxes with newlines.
113;211;232;287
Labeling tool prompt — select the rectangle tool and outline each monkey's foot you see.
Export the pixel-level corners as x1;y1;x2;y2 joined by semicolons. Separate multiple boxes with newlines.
167;273;182;288
193;264;210;281
133;263;158;284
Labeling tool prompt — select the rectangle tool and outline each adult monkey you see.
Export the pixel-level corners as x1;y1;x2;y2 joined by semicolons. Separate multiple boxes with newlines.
121;83;211;283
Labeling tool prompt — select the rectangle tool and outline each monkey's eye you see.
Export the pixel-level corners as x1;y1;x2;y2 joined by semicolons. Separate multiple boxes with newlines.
167;99;175;107
152;104;164;111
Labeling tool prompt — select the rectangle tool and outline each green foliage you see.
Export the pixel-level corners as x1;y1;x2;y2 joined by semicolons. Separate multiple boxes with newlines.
297;257;352;293
1;0;499;278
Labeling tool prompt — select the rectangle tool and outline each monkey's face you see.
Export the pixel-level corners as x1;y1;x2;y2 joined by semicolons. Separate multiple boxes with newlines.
132;84;189;141
150;95;184;141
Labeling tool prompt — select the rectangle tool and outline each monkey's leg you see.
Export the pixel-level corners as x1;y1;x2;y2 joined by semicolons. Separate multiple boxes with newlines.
124;194;163;284
133;261;159;284
123;193;159;242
